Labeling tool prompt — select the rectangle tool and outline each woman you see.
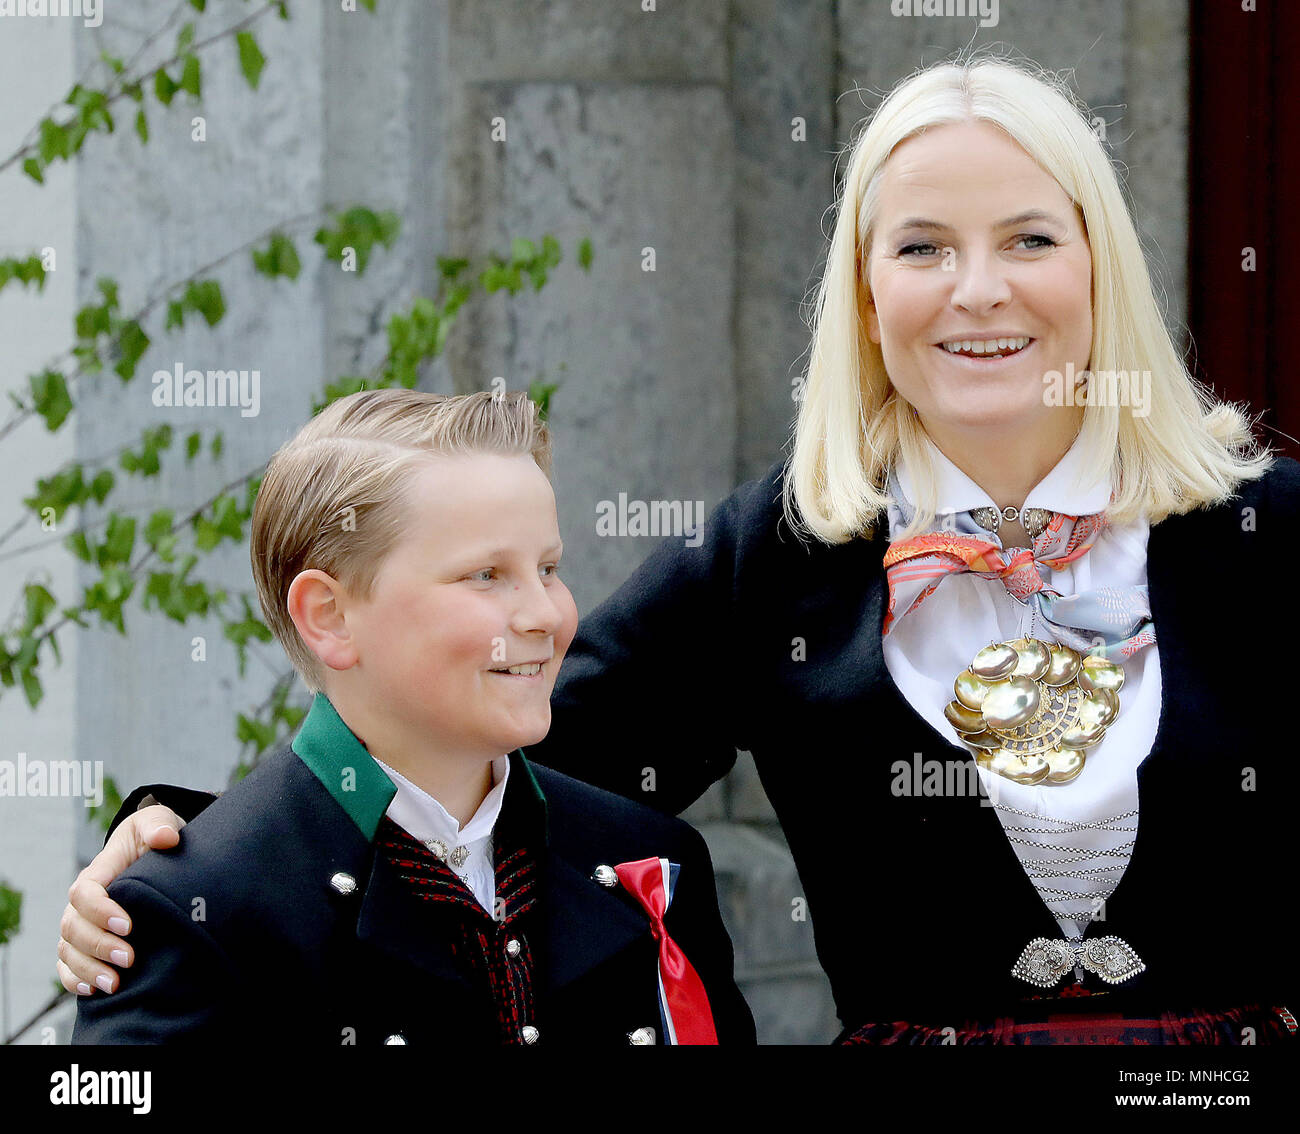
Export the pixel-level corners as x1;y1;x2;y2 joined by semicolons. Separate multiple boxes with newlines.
58;55;1297;1044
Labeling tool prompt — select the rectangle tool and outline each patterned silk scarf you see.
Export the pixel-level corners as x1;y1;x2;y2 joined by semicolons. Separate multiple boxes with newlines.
881;467;1156;660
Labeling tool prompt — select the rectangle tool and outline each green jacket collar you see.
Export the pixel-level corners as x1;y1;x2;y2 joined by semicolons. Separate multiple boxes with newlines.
291;693;549;844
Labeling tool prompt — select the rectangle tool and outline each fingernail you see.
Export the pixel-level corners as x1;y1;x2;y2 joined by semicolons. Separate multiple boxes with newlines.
108;917;129;934
110;949;129;966
95;974;113;993
76;982;91;996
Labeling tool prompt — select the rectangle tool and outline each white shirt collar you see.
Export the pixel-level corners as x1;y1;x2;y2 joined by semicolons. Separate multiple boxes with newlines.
373;753;510;850
895;431;1112;518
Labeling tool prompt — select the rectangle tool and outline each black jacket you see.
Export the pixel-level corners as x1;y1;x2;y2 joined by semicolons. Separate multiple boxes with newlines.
72;742;755;1046
90;457;1300;1037
531;456;1300;1030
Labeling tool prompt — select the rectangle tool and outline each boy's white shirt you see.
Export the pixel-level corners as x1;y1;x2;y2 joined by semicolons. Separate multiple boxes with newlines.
372;753;510;916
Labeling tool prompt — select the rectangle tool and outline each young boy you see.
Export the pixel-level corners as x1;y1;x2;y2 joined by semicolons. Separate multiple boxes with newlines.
70;389;754;1046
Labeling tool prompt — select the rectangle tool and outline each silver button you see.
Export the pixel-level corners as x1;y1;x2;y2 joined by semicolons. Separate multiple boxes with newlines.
521;1025;539;1045
384;1033;406;1045
592;864;618;888
506;938;521;957
329;872;357;895
627;1027;657;1045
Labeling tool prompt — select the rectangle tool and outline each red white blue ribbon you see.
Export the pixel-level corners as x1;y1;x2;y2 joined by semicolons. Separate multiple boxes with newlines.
614;856;719;1045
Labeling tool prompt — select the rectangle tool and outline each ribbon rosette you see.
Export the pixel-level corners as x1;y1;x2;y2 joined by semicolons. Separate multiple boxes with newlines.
614;857;719;1045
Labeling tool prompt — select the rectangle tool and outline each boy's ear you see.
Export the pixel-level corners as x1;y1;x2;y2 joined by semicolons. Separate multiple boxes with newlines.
286;570;358;673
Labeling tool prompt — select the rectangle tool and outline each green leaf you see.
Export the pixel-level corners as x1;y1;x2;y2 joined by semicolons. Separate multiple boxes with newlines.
22;157;44;183
211;432;224;459
24;584;57;630
251;233;301;280
119;424;173;478
193;518;220;551
25;464;87;521
75;303;109;341
20;664;43;708
64;530;93;563
154;69;178;107
67;87;113;139
578;237;593;270
315;375;370;412
143;565;214;622
359;0;376;11
89;469;114;504
211;494;244;539
434;315;453;355
86;776;124;835
443;282;471;317
184;279;225;326
97;277;119;309
185;432;201;460
236;31;266;90
165;299;186;330
528;379;560;421
38;118;69;163
511;237;537;263
179;54;201;99
99;514;137;567
313;207;400;274
29;369;73;431
144;509;177;563
236;712;276;751
135;108;148;143
177;21;195;53
223;597;273;677
188;0;206;10
0;882;22;945
114;321;150;382
99;50;125;76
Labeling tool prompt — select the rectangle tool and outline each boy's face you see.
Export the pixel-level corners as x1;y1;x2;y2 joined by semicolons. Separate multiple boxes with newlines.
338;451;579;759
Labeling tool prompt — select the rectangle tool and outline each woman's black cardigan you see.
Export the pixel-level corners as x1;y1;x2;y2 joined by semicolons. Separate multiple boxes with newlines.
529;456;1300;1030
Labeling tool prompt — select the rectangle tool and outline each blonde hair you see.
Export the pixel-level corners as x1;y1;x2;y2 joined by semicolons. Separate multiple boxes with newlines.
785;51;1271;544
250;389;552;692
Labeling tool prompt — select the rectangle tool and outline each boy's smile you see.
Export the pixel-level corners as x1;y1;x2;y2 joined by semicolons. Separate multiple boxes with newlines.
290;451;578;798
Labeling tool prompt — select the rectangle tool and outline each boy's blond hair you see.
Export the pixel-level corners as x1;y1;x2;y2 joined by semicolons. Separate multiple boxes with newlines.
250;389;553;693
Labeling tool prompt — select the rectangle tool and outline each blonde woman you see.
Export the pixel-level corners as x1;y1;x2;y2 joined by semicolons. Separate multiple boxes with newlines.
59;55;1297;1044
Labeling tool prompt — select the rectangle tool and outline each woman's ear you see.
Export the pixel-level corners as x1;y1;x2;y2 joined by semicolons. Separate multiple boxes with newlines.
862;286;882;345
858;246;882;345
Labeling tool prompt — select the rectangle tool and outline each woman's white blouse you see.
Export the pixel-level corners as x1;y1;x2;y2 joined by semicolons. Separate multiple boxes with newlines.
882;433;1162;939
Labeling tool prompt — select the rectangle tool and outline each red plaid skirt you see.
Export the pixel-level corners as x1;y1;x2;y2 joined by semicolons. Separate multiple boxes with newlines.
842;998;1298;1045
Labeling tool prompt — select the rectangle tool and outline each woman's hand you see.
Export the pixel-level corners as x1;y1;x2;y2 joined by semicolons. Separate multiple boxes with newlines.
56;805;185;995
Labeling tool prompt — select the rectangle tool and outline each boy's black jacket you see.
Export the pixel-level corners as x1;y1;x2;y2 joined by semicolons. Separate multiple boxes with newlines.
71;746;756;1046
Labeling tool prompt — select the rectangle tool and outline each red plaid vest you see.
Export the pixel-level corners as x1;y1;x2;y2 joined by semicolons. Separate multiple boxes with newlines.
375;815;542;1045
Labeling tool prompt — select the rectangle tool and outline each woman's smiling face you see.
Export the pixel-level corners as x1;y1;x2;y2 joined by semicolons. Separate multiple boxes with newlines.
863;118;1093;440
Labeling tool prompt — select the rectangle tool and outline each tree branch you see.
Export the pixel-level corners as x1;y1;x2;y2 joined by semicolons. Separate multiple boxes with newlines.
0;0;278;176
